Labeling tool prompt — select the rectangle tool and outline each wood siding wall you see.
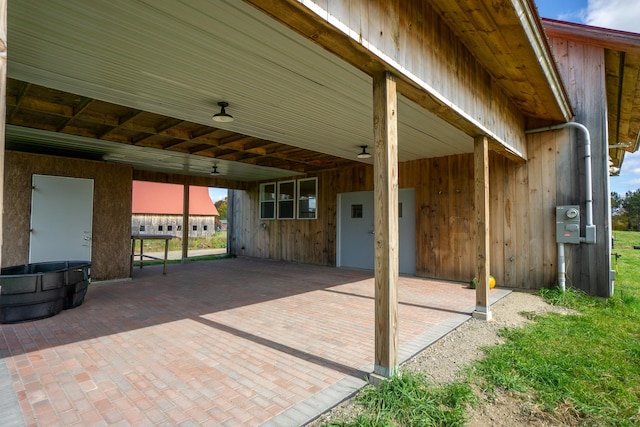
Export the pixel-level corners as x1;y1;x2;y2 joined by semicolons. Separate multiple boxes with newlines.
548;37;612;296
2;151;132;281
229;167;373;265
229;145;564;289
489;136;561;289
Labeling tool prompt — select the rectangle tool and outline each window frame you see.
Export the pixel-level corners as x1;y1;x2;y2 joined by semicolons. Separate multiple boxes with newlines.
296;177;318;220
259;182;276;220
277;180;296;220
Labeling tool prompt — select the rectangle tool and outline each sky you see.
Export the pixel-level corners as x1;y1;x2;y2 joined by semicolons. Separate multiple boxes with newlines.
208;187;227;203
535;0;640;195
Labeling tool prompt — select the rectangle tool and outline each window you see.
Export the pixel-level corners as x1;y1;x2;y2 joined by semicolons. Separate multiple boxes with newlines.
297;178;317;219
260;182;276;219
158;225;163;231
351;204;363;219
139;225;145;232
277;180;296;219
192;225;198;231
203;225;208;231
169;225;174;231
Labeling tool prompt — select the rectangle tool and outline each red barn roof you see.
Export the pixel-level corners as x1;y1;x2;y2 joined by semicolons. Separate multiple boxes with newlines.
132;181;219;216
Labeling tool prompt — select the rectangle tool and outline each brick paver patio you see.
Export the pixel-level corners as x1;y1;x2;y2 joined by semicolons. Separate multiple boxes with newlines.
0;257;508;426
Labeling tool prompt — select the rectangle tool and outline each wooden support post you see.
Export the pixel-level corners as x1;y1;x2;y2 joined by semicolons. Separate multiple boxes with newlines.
372;71;399;378
181;183;190;263
0;0;6;268
473;136;492;320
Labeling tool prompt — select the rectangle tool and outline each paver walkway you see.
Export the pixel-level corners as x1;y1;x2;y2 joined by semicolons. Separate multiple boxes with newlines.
0;258;508;426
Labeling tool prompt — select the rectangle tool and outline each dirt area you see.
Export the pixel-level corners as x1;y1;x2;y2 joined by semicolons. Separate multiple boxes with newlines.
309;291;578;426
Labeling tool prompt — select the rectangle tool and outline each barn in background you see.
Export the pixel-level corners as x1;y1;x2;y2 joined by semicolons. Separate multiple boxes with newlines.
131;181;219;238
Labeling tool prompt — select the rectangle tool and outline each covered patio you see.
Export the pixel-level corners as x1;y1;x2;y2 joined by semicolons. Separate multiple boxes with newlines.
0;258;508;426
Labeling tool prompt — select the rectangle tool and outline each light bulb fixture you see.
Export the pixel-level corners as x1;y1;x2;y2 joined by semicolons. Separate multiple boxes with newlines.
212;102;233;123
210;164;220;175
357;145;371;159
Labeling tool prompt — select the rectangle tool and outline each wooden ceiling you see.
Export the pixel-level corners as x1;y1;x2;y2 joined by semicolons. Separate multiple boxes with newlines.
425;0;572;122
5;78;362;177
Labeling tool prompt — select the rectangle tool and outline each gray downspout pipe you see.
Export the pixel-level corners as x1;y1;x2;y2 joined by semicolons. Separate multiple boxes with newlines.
557;242;566;291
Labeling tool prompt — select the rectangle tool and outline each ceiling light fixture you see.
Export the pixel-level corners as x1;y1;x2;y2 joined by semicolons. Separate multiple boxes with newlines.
211;164;220;175
357;145;371;159
212;102;233;123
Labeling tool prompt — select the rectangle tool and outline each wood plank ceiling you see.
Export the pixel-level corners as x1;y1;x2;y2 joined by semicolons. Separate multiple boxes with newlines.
426;0;572;122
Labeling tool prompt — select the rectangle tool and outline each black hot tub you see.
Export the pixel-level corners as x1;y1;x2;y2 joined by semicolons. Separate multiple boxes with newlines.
0;261;91;323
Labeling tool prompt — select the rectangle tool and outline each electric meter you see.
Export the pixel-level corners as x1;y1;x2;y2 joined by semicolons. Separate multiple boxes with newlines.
556;205;581;244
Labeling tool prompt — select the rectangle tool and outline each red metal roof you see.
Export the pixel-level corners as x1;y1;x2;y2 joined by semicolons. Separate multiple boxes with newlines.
132;181;219;216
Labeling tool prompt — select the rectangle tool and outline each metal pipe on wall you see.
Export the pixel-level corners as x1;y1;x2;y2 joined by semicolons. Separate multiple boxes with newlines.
558;242;566;291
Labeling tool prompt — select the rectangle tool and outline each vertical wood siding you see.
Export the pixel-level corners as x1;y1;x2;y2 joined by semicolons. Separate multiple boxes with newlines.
0;0;6;269
548;37;611;296
229;147;564;289
229;167;374;265
2;151;132;281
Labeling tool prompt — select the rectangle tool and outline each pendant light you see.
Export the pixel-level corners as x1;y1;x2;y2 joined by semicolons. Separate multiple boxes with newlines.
212;102;233;123
357;145;371;159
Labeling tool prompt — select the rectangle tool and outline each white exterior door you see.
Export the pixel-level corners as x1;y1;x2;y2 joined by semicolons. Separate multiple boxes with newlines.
337;188;416;275
29;175;94;263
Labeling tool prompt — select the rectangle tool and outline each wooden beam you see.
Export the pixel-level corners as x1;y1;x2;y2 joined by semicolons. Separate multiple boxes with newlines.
373;71;399;378
0;0;6;269
182;183;189;262
20;96;74;117
473;135;492;320
132;169;250;191
6;80;29;122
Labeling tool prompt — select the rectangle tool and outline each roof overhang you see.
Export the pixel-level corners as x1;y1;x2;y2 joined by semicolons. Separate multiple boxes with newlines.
426;0;573;124
542;18;640;170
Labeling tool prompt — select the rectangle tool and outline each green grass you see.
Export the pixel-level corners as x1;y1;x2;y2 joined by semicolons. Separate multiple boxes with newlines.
326;372;474;426
323;230;640;426
470;230;640;425
133;232;227;252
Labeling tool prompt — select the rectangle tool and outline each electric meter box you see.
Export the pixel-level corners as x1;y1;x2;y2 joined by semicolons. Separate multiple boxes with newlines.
556;205;581;244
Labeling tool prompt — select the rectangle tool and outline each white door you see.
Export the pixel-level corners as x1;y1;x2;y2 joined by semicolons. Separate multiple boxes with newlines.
337;189;416;275
29;175;94;263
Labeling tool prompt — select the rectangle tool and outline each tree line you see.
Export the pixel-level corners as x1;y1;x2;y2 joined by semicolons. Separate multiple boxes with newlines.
611;190;640;231
215;196;228;220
